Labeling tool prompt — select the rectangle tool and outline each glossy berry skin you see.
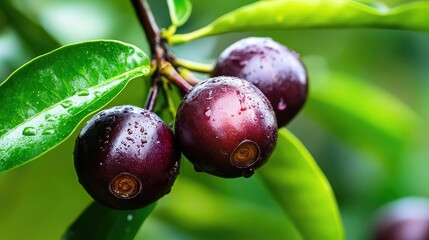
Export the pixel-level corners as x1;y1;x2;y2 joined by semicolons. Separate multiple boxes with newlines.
212;37;308;127
74;105;180;210
175;76;278;178
372;197;429;240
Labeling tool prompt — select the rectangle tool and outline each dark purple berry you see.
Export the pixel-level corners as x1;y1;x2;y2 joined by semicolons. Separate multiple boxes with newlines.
372;197;429;240
212;37;308;127
74;105;180;210
175;76;277;178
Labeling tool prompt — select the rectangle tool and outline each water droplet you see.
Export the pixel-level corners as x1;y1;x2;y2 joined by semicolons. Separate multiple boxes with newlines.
126;137;134;142
156;141;160;144
127;214;133;221
141;139;147;144
22;127;36;136
94;91;103;97
77;90;89;96
236;90;247;111
204;108;212;120
206;90;213;100
231;58;247;67
277;98;287;111
42;128;55;135
243;168;255;178
140;127;145;133
99;162;103;166
142;68;150;75
127;129;133;134
45;114;56;122
61;100;73;108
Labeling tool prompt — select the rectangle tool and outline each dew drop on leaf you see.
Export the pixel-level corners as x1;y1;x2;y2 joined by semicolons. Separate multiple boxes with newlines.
42;128;55;135
22;127;37;136
77;90;90;96
94;91;103;97
142;68;150;75
61;100;73;108
44;114;57;122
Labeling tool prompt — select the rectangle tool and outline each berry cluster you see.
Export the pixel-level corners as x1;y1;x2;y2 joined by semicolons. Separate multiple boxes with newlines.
74;37;308;210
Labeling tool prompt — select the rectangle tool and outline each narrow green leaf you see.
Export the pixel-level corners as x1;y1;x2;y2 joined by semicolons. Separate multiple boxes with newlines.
0;0;60;54
167;0;192;27
306;72;420;162
170;0;429;44
63;202;155;240
258;129;344;240
0;40;150;172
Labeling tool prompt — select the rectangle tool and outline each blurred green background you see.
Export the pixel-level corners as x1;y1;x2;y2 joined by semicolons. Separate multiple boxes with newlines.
0;0;428;239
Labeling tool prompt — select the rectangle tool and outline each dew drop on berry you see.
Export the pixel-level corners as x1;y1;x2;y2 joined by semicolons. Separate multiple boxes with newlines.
204;108;212;120
277;98;287;111
243;168;255;178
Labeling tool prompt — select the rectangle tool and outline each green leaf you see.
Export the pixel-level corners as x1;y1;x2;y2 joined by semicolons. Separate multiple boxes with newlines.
0;8;6;30
306;72;420;162
0;40;150;172
154;176;302;239
170;0;429;44
0;0;60;54
167;0;192;27
258;129;344;240
63;202;155;240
